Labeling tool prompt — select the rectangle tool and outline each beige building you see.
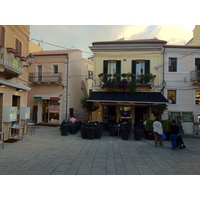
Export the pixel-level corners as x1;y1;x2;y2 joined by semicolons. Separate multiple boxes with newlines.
0;25;31;139
27;49;90;124
88;39;168;124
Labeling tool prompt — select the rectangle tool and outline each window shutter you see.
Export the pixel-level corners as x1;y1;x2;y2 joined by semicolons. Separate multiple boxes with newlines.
103;60;108;82
0;26;5;47
116;60;121;82
145;60;150;74
132;60;136;82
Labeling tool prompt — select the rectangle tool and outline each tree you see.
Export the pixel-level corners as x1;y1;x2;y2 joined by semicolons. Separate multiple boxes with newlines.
150;104;168;119
81;95;100;121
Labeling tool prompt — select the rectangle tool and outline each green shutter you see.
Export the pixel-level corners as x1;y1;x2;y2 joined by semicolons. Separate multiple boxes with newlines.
116;61;121;82
145;60;150;74
132;60;136;82
103;60;108;82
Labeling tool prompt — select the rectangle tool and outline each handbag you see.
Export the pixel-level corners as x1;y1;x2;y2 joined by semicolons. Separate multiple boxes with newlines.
162;133;167;140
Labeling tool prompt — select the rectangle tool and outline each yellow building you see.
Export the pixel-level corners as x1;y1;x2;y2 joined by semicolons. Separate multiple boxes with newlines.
186;25;200;46
0;25;31;140
88;38;168;124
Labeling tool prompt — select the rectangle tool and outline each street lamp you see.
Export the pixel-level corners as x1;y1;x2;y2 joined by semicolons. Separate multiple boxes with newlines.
26;53;34;66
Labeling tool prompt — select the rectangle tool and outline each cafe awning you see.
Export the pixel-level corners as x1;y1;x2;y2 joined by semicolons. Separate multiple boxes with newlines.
87;92;169;104
34;93;61;100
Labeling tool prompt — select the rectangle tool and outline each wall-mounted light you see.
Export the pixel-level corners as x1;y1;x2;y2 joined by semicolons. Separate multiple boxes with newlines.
16;88;23;92
161;80;166;94
24;53;34;68
0;84;5;88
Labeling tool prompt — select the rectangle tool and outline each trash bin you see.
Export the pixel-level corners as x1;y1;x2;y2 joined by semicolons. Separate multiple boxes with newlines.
95;125;103;139
135;127;143;140
81;126;87;139
120;126;129;140
86;127;95;139
60;123;69;136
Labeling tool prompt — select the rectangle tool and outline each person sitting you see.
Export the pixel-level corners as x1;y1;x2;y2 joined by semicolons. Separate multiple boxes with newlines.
69;116;77;123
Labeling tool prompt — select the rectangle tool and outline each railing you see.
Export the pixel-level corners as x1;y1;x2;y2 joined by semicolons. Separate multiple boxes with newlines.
190;70;200;82
0;47;23;74
29;72;62;84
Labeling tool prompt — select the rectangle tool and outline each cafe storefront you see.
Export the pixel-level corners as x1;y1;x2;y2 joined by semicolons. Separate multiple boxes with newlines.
87;91;169;124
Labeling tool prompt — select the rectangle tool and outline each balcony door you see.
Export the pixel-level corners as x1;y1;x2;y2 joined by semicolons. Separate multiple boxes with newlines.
37;65;42;82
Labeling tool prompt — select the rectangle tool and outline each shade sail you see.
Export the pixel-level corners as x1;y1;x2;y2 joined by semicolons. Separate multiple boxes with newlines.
87;92;169;104
34;93;61;100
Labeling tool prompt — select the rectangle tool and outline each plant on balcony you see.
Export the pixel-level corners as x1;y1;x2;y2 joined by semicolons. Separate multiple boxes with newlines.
113;73;120;79
118;79;129;90
137;73;155;84
129;81;136;94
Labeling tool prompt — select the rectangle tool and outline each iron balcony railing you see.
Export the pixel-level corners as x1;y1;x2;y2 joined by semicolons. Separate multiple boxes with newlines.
29;72;62;84
190;70;200;82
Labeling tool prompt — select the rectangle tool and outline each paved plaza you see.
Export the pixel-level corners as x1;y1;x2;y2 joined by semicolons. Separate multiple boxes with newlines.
0;125;200;175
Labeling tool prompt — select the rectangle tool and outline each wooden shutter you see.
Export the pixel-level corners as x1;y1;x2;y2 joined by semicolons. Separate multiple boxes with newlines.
116;60;121;82
103;60;108;82
0;25;5;47
131;60;136;82
145;60;150;74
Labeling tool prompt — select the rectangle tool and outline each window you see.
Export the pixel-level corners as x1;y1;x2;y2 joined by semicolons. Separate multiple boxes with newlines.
0;25;5;47
15;38;22;55
52;64;58;74
195;90;200;104
132;60;150;82
103;60;121;81
107;61;116;75
167;90;177;104
169;57;177;72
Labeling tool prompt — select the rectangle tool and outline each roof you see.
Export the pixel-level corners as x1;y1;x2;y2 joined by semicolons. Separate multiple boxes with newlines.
31;49;81;56
92;38;167;45
87;92;169;104
164;44;200;49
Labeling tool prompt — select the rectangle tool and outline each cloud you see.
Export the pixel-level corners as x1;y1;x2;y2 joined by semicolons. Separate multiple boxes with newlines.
30;25;195;58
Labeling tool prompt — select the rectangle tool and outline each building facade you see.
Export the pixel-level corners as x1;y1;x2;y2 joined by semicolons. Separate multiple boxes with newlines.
88;39;169;124
27;49;89;124
0;25;31;139
163;45;200;135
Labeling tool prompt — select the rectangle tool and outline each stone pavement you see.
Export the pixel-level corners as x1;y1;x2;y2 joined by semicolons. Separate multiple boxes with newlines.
0;125;200;175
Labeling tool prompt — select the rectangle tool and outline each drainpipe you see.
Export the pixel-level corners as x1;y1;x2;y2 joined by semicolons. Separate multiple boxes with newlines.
66;55;70;120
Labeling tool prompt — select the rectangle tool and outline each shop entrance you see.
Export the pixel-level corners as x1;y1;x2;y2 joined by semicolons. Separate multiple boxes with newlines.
135;106;148;124
42;99;60;123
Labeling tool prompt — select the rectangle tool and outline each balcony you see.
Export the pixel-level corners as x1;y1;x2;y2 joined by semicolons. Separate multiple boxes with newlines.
0;47;24;78
98;73;155;92
190;70;200;85
29;72;62;85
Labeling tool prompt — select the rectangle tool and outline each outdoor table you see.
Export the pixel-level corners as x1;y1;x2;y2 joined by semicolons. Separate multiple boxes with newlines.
9;125;24;141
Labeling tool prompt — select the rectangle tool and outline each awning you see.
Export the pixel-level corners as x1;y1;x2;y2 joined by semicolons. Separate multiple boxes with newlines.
87;92;169;104
34;93;61;100
0;78;31;91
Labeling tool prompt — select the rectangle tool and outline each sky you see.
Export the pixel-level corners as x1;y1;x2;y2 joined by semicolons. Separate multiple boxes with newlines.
30;25;196;58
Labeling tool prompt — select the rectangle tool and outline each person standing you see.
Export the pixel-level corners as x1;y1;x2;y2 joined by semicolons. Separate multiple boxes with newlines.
170;120;180;150
153;118;163;147
177;117;184;135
